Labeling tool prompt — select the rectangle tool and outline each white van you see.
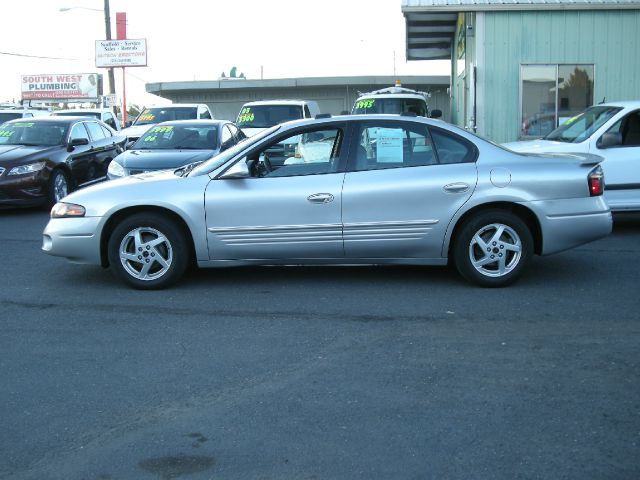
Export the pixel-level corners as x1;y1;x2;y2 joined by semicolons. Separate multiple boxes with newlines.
351;81;441;118
121;104;214;142
236;100;321;136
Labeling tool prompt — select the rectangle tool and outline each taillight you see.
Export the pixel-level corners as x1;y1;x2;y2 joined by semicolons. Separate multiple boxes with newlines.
588;166;604;196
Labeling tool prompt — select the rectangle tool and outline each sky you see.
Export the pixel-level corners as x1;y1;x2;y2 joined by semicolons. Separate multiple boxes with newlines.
1;0;449;107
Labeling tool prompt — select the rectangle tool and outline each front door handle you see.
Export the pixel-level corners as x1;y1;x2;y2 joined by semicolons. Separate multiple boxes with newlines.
307;193;334;204
443;182;469;193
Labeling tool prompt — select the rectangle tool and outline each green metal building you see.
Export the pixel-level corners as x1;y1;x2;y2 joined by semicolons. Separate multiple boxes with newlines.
402;0;640;143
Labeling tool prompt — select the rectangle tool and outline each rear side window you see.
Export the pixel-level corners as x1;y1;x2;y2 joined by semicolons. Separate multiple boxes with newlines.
85;122;106;141
429;128;476;164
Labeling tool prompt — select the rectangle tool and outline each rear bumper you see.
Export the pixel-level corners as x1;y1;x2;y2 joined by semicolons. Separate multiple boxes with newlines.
527;197;612;255
42;216;103;265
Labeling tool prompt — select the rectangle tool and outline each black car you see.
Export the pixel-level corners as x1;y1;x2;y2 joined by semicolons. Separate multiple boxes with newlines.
0;116;126;207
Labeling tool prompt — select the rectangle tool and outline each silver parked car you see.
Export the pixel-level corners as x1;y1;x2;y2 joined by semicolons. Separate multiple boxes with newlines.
42;115;612;289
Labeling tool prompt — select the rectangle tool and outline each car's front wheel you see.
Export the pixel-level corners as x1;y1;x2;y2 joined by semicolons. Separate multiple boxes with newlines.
453;210;533;287
107;213;189;289
48;169;70;206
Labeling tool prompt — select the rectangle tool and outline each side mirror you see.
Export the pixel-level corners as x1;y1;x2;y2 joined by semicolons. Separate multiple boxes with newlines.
430;109;443;119
597;132;622;149
125;121;133;127
68;137;89;151
125;140;136;150
220;158;250;179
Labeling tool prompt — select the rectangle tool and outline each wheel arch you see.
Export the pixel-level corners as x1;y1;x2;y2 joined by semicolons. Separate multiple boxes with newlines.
446;202;543;258
100;206;197;268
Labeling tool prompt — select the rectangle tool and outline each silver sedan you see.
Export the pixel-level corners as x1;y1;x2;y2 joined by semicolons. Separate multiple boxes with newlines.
42;115;612;289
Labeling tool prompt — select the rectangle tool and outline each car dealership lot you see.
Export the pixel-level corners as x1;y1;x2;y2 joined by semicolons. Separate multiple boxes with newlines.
1;209;639;479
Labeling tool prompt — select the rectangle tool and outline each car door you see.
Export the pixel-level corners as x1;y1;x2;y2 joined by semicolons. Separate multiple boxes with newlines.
595;109;640;210
65;122;95;186
84;121;118;181
341;120;478;259
204;123;348;260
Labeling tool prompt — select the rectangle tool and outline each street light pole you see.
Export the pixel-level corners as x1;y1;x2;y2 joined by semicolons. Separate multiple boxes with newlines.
103;0;116;95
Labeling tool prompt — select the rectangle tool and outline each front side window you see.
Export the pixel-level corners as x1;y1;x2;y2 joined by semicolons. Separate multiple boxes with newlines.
603;110;640;147
247;126;343;178
521;64;594;138
69;123;90;142
85;121;106;141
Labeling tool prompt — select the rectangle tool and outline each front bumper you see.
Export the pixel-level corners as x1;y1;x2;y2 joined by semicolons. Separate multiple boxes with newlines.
42;216;103;265
0;171;48;206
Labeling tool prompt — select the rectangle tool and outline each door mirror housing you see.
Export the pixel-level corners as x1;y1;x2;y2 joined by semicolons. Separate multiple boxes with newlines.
67;137;89;151
220;158;250;179
597;132;622;149
430;109;443;119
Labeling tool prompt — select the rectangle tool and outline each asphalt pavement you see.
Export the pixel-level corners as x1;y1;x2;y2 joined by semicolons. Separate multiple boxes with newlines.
0;208;639;479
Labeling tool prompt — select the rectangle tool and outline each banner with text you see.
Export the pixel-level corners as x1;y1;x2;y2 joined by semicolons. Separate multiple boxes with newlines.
95;39;147;67
21;73;101;100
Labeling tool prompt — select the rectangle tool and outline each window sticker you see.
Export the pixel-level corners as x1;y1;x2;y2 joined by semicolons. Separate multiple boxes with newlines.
13;123;35;128
356;99;375;110
147;126;174;134
376;128;403;163
0;129;14;137
138;112;155;122
237;107;254;123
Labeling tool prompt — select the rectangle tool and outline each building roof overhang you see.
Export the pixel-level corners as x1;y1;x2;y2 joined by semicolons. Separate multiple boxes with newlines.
403;0;640;60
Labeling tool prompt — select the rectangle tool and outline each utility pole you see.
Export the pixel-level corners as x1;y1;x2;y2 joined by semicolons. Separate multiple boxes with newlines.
103;0;116;94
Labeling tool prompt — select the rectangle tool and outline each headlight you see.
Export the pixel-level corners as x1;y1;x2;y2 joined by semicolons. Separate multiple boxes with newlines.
51;202;86;218
8;161;46;175
108;161;124;177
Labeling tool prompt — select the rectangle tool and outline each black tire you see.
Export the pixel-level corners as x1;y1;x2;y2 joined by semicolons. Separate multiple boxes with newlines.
48;169;70;206
453;210;533;287
107;213;189;289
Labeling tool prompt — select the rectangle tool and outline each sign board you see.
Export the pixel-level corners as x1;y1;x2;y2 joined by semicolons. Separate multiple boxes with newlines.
103;94;118;107
95;39;147;67
21;73;101;100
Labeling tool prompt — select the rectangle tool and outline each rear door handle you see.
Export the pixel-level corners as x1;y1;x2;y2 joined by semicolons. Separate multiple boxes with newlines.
307;193;334;204
443;182;469;193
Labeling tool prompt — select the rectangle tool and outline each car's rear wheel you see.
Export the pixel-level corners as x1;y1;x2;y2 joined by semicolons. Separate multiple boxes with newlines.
107;213;189;289
453;210;533;287
48;169;70;206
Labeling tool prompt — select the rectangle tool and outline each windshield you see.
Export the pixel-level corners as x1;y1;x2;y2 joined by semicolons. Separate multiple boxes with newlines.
236;105;303;128
54;111;101;119
0;121;67;146
352;97;427;116
544;106;622;143
189;125;279;176
132;124;219;150
133;107;198;126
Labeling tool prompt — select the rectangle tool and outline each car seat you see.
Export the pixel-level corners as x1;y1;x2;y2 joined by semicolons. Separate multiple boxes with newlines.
622;114;640;146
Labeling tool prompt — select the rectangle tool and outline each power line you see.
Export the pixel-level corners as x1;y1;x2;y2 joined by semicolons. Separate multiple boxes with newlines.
0;51;86;61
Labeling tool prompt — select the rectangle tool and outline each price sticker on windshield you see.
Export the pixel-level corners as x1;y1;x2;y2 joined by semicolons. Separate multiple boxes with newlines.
238;108;254;123
148;126;173;134
0;129;14;137
138;113;155;122
13;123;35;128
356;99;375;110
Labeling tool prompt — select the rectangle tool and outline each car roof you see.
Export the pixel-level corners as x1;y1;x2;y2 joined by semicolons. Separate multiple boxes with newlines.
597;100;640;109
144;104;205;109
54;108;112;114
4;116;98;124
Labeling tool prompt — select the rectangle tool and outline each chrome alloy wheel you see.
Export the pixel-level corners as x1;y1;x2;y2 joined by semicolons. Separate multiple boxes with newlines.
53;172;68;202
118;226;173;281
468;223;523;278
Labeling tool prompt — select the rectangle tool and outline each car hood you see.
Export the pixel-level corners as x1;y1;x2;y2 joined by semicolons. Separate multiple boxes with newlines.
503;139;588;153
120;124;154;138
0;144;59;164
115;149;217;170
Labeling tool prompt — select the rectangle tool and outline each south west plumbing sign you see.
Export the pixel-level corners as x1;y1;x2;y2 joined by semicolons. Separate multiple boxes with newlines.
21;73;100;100
95;39;147;67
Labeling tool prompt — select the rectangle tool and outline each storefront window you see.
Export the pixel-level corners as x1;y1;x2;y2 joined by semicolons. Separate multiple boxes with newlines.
520;64;594;138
